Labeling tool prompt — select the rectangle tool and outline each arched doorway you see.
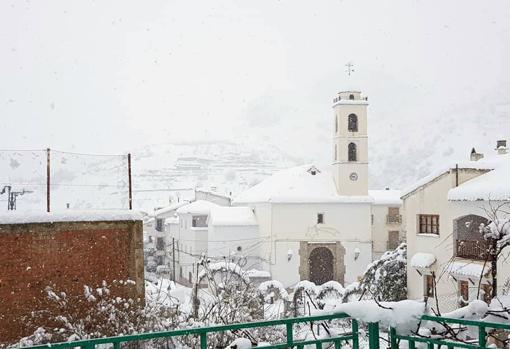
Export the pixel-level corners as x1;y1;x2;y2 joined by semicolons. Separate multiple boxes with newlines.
308;247;334;285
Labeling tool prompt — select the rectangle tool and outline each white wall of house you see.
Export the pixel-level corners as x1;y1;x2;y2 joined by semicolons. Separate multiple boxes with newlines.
208;224;264;269
371;204;402;258
404;168;509;312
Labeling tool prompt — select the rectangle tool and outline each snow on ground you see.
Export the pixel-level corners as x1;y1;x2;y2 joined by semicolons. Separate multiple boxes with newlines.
0;210;144;224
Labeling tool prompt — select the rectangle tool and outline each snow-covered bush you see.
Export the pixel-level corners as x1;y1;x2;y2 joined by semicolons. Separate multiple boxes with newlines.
18;280;180;346
343;244;407;302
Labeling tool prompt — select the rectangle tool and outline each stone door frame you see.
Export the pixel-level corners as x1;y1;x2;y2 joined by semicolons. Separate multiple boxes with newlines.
298;241;345;285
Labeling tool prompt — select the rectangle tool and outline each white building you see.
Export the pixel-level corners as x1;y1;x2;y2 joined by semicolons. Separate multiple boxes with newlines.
403;143;510;312
233;90;402;287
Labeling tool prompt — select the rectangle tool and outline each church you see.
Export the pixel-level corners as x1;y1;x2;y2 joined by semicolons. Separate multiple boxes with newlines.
233;90;402;287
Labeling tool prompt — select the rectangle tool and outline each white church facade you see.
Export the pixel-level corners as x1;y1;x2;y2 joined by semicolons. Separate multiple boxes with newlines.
233;90;402;287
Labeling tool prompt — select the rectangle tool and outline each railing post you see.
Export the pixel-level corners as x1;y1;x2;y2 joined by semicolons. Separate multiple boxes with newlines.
479;326;486;348
368;322;380;349
200;332;207;349
352;319;359;349
113;342;121;349
286;322;294;347
389;327;397;349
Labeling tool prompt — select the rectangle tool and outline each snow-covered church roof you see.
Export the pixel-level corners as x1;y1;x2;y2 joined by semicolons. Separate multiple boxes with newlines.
448;153;510;201
233;164;373;204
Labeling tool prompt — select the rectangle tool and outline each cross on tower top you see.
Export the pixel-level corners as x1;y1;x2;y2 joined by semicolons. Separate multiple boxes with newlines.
345;62;355;76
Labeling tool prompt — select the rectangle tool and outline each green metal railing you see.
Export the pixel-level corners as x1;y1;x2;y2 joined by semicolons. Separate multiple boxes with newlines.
23;312;358;349
390;314;510;349
20;313;510;349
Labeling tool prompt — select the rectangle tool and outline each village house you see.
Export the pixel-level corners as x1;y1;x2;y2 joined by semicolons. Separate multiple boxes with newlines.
403;142;510;312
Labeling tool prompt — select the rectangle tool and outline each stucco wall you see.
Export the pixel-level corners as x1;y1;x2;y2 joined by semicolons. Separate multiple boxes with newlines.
256;202;372;287
404;168;508;312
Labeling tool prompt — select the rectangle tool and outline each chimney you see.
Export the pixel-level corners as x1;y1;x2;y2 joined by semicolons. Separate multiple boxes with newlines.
470;147;484;161
496;140;508;155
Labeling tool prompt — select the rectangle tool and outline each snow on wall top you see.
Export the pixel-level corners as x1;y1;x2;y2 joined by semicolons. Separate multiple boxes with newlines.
448;154;510;201
410;252;436;268
233;164;373;204
401;155;504;199
176;200;220;215
368;190;402;205
208;206;257;226
0;210;144;225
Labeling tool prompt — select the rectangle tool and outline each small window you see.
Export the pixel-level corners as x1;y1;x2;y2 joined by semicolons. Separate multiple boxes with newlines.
349;94;355;100
418;214;440;235
334;145;338;161
189;271;192;284
192;215;208;227
317;213;324;224
425;275;434;297
156;237;165;250
348;114;358;132
156;218;164;232
335;115;338;133
348;143;357;161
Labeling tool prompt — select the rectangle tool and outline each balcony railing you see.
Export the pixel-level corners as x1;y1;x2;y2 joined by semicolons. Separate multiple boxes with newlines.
456;239;490;260
21;312;510;349
386;214;402;224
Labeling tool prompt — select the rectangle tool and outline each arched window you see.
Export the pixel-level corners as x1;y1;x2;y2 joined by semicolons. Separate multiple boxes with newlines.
349;94;355;100
348;114;358;132
348;143;357;161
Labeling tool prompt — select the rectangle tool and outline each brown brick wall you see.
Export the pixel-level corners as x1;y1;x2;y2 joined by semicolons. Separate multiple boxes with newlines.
0;220;144;344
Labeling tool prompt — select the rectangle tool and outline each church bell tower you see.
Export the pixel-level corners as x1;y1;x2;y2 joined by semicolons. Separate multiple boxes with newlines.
332;91;369;196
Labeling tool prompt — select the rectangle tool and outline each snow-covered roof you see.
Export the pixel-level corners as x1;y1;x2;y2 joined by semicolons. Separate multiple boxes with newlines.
176;200;220;215
445;259;490;279
154;202;189;218
401;155;504;199
410;253;436;268
448;154;510;201
208;206;257;226
369;190;402;205
233;164;373;204
0;210;144;225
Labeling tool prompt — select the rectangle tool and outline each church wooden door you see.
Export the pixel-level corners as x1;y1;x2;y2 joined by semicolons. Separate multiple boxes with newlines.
308;247;334;285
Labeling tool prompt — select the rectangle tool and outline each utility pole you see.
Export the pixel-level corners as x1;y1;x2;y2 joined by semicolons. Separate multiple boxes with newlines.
46;148;51;212
127;153;133;210
172;238;176;282
1;186;33;210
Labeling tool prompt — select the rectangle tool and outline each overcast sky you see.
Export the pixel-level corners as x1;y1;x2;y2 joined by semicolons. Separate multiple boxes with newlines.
1;0;509;159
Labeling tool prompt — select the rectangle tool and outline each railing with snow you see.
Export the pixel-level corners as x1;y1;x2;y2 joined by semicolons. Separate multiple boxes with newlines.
390;314;510;349
21;312;358;349
19;313;510;349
